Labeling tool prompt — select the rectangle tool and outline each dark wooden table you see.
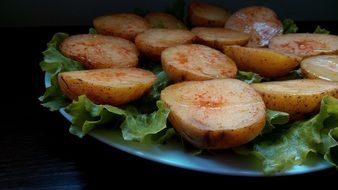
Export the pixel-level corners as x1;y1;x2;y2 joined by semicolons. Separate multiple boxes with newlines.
1;23;337;189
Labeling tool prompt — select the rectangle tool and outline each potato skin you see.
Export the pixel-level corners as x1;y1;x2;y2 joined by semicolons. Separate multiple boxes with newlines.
93;13;150;41
145;12;187;29
168;111;266;149
225;6;283;47
223;45;301;77
191;27;250;49
59;34;139;69
135;29;195;60
58;68;156;106
269;33;338;57
161;79;266;149
189;2;231;27
162;44;237;82
251;79;338;120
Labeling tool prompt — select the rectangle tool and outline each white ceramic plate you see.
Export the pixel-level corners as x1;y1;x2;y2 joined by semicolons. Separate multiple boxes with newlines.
46;74;332;176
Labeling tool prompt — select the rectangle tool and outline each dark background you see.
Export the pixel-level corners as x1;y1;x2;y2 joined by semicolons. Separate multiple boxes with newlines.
1;0;337;189
1;0;338;26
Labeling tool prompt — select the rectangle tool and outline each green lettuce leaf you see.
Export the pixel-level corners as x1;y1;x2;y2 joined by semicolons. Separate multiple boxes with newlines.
313;25;330;34
66;95;125;138
180;137;203;155
326;128;338;165
151;20;185;29
136;60;171;112
140;70;170;104
150;128;176;144
282;19;298;34
176;22;186;29
152;20;166;28
241;96;338;174
88;28;97;34
275;69;303;81
317;97;338;166
121;101;170;142
263;110;289;134
39;33;84;111
65;95;172;143
236;71;267;84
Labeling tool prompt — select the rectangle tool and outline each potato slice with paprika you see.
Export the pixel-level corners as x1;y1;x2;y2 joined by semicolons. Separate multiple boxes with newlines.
301;55;338;81
225;6;283;47
60;34;139;69
93;13;150;41
189;2;231;27
251;79;338;121
223;45;300;77
269;33;338;57
161;79;266;149
161;44;237;82
191;27;250;49
135;29;195;60
58;68;156;106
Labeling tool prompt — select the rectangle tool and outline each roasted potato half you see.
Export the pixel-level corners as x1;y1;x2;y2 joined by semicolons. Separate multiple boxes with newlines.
301;55;338;81
189;2;231;27
135;28;195;60
269;33;338;57
60;34;139;69
191;27;250;49
223;45;301;77
161;79;266;149
145;12;187;29
58;68;156;106
93;13;150;41
225;6;283;47
162;44;237;82
251;79;338;120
